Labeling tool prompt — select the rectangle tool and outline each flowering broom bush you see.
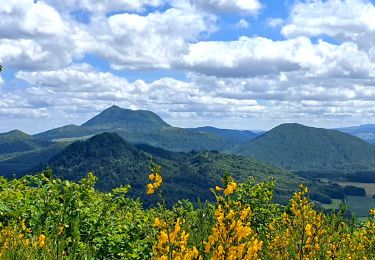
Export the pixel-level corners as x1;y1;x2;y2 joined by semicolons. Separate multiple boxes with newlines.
0;165;374;259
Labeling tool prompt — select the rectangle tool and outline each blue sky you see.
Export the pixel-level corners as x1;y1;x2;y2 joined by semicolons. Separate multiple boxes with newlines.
1;0;375;134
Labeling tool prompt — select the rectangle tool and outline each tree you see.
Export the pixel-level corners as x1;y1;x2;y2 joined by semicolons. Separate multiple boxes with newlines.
0;64;2;73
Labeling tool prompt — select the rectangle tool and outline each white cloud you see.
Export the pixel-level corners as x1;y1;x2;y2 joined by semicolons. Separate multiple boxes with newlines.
0;0;67;39
235;18;249;29
180;36;375;78
180;0;262;15
93;8;217;70
282;0;375;49
0;0;84;70
267;18;284;28
6;63;375;133
45;0;165;14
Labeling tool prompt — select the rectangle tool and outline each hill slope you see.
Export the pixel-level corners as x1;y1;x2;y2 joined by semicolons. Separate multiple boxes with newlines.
232;123;375;174
38;132;342;205
0;130;51;154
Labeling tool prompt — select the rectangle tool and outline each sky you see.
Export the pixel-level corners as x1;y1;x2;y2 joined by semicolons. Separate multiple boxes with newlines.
1;0;375;134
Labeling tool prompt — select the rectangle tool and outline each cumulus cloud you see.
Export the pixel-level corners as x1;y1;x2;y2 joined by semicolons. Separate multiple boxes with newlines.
188;0;262;15
45;0;165;14
282;0;375;49
234;19;249;29
180;36;375;78
97;8;216;70
0;0;85;70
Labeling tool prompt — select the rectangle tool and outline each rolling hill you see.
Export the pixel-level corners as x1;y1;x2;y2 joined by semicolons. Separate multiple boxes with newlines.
33;106;251;152
0;130;51;154
232;123;375;177
35;132;343;206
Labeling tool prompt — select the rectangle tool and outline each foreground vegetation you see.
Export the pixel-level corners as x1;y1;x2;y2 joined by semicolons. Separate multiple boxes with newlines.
0;165;374;259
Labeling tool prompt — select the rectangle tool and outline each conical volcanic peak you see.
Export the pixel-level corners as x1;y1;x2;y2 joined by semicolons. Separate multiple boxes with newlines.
82;105;170;131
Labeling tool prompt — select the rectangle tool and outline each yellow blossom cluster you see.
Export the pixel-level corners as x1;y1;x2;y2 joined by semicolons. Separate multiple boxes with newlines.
206;178;262;260
215;176;238;196
263;186;375;259
152;217;200;260
147;162;163;195
0;220;32;258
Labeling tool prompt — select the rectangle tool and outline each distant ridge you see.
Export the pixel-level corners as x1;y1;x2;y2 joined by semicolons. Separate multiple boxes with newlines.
233;123;375;173
82;105;170;131
189;126;258;142
336;124;375;144
33;105;253;152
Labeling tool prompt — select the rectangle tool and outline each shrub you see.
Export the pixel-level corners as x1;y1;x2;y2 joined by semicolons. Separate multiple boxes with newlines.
343;185;366;196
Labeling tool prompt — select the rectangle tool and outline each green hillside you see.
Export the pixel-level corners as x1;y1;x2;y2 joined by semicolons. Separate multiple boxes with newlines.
232;123;375;176
0;130;51;154
36;132;343;206
34;124;94;141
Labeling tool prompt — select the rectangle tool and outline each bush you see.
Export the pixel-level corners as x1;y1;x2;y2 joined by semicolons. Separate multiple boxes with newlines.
343;185;366;196
0;168;374;259
309;192;332;204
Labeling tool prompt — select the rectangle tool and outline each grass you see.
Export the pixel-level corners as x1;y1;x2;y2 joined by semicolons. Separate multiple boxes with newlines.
320;181;375;217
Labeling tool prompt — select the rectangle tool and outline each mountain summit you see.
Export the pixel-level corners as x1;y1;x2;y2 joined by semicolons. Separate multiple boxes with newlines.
233;123;375;173
82;105;170;131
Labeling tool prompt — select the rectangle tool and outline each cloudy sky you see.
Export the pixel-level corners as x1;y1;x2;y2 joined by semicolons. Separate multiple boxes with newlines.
1;0;375;133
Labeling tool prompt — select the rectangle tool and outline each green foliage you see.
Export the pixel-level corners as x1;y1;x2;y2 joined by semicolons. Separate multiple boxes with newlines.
0;169;374;259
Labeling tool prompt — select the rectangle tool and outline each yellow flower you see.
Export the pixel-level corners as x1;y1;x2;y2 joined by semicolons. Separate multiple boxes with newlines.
147;183;154;195
215;186;223;191
370;208;375;217
153;218;162;228
38;234;46;248
224;181;237;195
305;223;312;236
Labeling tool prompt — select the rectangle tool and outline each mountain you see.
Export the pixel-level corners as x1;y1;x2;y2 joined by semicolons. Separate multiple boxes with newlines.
336;124;375;144
188;126;258;142
82;105;170;131
35;132;343;206
232;123;375;177
34;106;250;152
0;130;51;154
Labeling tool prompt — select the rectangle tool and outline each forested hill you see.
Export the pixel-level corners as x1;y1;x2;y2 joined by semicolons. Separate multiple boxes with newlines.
0;130;51;154
232;123;375;174
36;132;343;206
